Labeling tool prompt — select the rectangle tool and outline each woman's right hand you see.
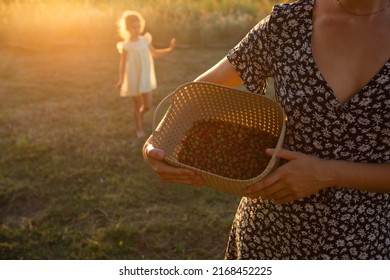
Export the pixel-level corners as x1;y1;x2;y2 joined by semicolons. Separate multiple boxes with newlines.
143;137;205;186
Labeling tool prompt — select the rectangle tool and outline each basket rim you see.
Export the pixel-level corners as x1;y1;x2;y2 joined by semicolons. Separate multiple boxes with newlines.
153;81;286;133
152;81;287;186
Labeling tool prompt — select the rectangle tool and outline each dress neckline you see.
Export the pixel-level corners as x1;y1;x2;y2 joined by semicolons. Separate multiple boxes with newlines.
307;0;390;108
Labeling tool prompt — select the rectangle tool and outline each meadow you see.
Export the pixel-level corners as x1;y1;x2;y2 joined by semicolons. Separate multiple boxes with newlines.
0;0;279;259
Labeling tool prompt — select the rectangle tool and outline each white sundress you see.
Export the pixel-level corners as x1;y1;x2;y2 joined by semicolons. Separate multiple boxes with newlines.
117;33;157;97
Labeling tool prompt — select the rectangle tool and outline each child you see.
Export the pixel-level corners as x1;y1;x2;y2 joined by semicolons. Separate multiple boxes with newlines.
116;11;175;139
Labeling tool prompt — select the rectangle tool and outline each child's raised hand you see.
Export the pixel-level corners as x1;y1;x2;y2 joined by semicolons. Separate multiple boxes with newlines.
116;80;123;91
169;38;176;50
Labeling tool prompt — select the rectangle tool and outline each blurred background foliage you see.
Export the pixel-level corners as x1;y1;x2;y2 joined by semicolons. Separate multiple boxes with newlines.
0;0;290;48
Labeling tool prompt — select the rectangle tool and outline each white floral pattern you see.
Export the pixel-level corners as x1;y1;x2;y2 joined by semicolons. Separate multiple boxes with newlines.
226;0;390;259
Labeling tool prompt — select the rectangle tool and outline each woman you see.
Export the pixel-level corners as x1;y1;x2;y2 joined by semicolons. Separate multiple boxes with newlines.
143;0;390;259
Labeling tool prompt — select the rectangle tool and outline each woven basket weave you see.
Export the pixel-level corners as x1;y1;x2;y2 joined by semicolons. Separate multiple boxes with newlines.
152;82;286;196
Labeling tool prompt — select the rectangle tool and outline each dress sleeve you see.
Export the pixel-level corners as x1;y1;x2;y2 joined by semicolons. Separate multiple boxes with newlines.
116;41;124;54
144;32;152;45
227;15;273;94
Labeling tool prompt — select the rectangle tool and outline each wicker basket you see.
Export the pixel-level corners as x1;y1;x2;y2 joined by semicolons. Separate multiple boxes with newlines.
152;82;286;196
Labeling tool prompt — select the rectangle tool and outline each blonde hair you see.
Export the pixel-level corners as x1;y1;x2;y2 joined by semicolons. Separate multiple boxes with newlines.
117;10;146;40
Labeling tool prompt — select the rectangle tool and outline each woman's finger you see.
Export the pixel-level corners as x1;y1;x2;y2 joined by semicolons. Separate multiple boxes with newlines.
245;171;282;195
266;148;299;161
144;145;204;185
145;144;165;161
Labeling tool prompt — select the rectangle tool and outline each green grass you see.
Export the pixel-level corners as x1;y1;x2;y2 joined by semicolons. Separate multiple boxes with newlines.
0;44;246;259
0;0;279;260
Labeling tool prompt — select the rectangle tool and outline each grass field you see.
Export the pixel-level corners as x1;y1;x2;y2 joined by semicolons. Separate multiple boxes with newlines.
0;0;278;260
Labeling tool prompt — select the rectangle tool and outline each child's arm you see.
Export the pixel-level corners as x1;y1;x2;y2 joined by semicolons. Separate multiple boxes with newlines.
150;38;176;58
116;50;127;90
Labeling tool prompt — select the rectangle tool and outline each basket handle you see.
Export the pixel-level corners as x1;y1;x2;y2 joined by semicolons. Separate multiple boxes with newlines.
271;118;286;161
152;89;177;137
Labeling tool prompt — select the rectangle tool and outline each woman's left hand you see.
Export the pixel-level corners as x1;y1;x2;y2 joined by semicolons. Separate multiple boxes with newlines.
245;149;332;204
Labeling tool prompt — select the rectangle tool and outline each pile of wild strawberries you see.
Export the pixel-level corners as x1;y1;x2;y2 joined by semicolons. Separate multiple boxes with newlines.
177;119;278;180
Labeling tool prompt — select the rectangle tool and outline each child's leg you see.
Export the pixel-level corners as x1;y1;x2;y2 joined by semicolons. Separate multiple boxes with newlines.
131;95;145;138
138;92;152;129
139;92;152;114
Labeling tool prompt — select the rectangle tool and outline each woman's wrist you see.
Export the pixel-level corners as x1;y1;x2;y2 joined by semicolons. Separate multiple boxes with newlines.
320;159;339;189
320;159;390;193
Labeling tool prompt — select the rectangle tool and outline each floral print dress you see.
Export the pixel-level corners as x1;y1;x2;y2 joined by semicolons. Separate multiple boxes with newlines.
225;0;390;259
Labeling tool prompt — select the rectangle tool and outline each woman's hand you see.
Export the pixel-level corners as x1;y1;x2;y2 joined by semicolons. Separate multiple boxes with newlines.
245;149;332;204
143;137;204;186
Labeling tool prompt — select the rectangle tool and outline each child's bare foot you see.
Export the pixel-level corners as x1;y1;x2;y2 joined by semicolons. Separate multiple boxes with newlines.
136;130;145;139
